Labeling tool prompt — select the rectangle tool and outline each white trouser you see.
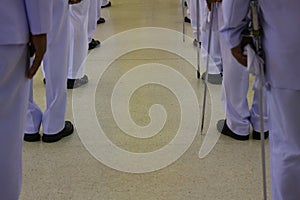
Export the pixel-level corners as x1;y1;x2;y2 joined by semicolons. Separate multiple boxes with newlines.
0;44;29;200
201;0;222;74
268;87;300;200
68;0;89;79
98;0;103;19
190;0;221;74
189;0;200;40
88;0;98;43
27;0;69;134
218;5;267;135
201;31;222;74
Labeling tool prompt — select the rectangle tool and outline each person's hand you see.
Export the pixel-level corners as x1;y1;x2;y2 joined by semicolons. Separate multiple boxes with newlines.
69;0;81;4
206;0;222;11
27;34;47;79
231;37;252;67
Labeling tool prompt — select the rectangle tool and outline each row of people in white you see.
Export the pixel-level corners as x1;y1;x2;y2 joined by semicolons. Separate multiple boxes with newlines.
25;0;112;142
68;0;111;88
186;0;269;192
185;0;222;84
69;0;109;80
184;0;267;137
1;1;112;198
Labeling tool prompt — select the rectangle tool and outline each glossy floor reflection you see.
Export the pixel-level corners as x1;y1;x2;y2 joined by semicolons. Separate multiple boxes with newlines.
20;0;270;199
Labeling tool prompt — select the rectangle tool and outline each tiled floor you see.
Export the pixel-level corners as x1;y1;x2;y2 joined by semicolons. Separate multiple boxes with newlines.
19;0;270;199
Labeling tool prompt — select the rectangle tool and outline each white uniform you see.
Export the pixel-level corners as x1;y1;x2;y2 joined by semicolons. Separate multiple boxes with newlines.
26;0;70;135
98;0;104;19
0;1;50;199
216;3;268;136
88;0;99;43
221;0;300;199
68;0;89;79
189;0;222;74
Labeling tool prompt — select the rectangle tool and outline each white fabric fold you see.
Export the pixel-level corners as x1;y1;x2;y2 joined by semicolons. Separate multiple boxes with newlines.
245;44;265;90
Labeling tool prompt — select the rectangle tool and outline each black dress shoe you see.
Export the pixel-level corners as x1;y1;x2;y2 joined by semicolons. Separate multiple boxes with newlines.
88;39;101;50
24;133;41;142
252;130;269;140
217;119;249;141
97;17;106;24
42;121;74;143
201;72;223;85
67;74;88;89
184;16;191;23
43;78;46;85
184;1;187;7
101;1;111;8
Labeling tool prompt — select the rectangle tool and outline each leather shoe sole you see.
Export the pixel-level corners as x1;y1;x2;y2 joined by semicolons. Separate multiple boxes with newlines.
42;121;74;143
184;16;191;23
253;130;269;140
24;133;41;142
88;39;101;50
97;17;106;24
217;119;249;141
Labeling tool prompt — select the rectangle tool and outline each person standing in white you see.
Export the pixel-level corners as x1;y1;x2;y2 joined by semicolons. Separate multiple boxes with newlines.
97;0;106;24
188;0;200;44
0;0;50;198
97;0;111;24
68;0;90;89
88;0;102;50
24;0;80;143
202;0;269;141
221;0;300;199
189;0;222;84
